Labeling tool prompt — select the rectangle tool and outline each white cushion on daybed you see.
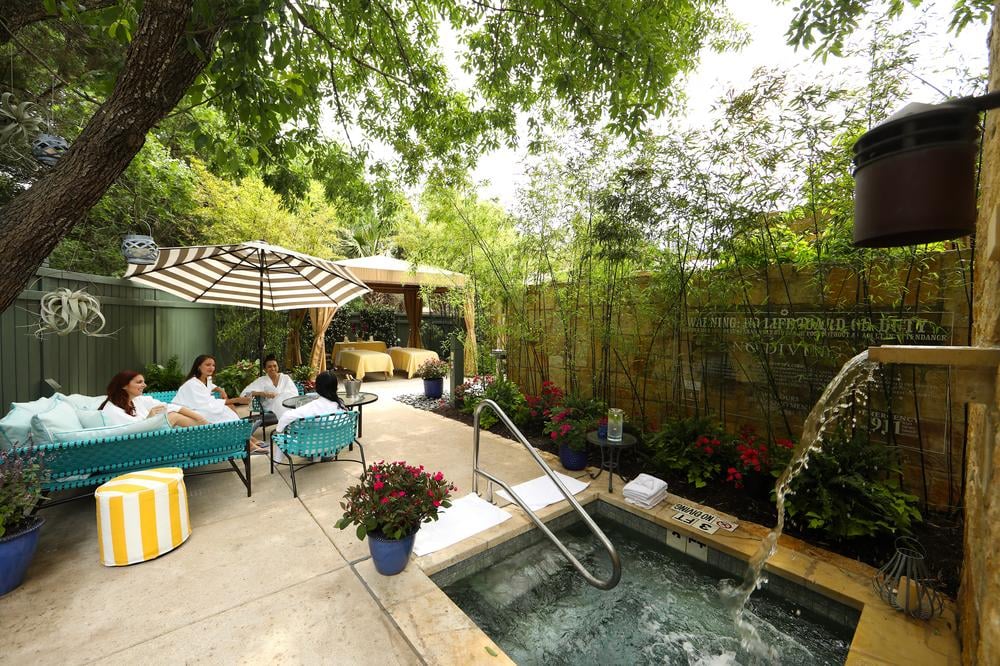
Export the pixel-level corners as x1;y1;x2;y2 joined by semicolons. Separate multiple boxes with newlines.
30;398;84;444
0;396;56;449
51;413;171;443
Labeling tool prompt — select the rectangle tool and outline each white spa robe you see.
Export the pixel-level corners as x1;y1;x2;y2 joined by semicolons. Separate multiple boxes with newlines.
101;395;181;426
239;373;298;419
276;396;345;433
173;377;241;424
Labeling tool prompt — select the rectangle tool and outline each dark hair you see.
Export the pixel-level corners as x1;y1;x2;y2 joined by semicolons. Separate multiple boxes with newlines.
101;370;141;415
187;354;215;380
264;354;278;367
315;371;344;408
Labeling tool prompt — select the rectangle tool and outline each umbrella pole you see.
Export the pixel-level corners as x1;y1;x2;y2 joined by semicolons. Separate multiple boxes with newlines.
258;254;265;373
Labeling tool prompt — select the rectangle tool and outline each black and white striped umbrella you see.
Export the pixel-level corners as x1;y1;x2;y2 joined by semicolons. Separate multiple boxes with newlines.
124;241;370;363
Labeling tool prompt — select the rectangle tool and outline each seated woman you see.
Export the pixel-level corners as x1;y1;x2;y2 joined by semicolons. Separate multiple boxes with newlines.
274;371;346;463
173;354;266;452
100;371;208;427
240;355;299;420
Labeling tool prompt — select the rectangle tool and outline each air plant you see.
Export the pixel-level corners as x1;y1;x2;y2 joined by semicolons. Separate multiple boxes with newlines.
30;288;115;338
0;92;46;149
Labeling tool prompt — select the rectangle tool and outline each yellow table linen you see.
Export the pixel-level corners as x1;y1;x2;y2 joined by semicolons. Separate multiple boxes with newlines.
95;467;191;566
339;349;394;380
388;347;440;378
331;341;388;366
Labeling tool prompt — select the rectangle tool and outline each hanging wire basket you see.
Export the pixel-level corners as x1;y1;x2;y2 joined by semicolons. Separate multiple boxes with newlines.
121;221;159;265
31;133;69;166
872;536;944;620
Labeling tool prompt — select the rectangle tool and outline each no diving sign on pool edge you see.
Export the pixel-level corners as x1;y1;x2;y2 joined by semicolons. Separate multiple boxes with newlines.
668;503;739;535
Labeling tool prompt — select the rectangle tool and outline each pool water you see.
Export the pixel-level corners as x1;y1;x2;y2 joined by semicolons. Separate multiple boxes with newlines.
441;519;853;665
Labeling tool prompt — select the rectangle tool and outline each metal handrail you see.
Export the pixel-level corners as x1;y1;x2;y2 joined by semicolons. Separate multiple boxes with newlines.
472;399;622;590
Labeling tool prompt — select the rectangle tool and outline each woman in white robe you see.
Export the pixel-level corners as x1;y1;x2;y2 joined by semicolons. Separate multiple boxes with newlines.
240;356;299;420
274;372;346;462
100;371;207;427
174;355;265;452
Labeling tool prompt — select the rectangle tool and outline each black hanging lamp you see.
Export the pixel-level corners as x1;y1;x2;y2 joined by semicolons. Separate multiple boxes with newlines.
852;91;1000;247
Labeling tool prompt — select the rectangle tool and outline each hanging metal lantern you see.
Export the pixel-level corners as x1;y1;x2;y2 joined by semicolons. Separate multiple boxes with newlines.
872;536;944;620
31;133;69;166
121;222;159;265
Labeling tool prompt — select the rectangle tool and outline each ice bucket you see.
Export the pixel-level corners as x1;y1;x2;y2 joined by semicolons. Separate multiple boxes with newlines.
343;379;361;398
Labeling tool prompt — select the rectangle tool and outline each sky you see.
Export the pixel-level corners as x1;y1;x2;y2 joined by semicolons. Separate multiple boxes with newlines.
467;0;990;210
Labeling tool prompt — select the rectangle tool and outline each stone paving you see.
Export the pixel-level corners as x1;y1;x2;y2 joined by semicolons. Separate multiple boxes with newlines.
0;378;537;665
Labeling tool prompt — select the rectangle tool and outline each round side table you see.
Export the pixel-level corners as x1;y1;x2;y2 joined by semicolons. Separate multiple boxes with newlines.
586;431;636;493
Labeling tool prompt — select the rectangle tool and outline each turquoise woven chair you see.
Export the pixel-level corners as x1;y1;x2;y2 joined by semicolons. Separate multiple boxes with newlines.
271;411;364;498
145;390;178;403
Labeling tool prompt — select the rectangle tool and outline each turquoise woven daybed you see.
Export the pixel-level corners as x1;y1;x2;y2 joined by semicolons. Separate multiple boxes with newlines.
33;390;255;507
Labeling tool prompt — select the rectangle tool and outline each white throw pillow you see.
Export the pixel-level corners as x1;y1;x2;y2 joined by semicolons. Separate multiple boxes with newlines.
62;394;106;411
77;410;106;429
0;407;34;450
51;413;171;443
30;398;84;444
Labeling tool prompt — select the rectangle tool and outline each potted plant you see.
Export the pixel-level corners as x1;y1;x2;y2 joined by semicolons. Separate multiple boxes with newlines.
335;460;456;575
544;407;591;471
1;446;46;596
416;358;449;399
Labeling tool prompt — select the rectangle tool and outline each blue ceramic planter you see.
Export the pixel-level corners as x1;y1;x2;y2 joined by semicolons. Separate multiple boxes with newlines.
0;517;43;596
559;443;588;471
368;529;418;575
423;377;444;399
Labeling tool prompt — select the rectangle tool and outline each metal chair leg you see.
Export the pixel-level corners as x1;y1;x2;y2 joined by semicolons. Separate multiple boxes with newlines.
357;440;366;469
289;457;298;498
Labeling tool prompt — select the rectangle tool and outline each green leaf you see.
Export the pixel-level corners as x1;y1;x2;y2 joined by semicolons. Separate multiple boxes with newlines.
485;646;499;657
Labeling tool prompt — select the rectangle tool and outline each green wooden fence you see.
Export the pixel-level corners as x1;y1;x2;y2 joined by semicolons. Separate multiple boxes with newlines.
0;268;216;406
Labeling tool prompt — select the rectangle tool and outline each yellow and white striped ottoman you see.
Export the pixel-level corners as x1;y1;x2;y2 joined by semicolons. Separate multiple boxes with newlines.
95;467;191;566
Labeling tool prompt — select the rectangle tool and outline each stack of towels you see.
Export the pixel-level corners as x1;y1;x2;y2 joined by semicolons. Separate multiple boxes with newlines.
622;473;668;509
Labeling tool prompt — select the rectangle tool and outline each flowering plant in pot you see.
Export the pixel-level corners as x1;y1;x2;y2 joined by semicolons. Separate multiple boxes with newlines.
416;358;449;399
1;445;46;596
335;460;456;575
543;407;592;471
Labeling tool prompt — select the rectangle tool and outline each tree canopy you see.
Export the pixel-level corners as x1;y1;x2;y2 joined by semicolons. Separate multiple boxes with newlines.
0;0;738;311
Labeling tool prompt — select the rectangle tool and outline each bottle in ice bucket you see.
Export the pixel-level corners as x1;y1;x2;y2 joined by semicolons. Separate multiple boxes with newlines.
607;408;624;442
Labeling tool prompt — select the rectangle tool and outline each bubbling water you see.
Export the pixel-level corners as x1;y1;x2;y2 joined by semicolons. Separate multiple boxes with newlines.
722;350;880;663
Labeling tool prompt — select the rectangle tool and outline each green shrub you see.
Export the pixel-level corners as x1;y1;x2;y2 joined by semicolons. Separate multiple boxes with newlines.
289;364;315;382
543;395;605;451
213;359;260;398
358;301;399;345
646;417;732;488
769;428;922;539
142;356;186;391
460;376;527;429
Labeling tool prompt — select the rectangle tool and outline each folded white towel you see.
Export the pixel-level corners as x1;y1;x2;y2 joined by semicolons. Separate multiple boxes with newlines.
623;473;668;500
624;486;668;509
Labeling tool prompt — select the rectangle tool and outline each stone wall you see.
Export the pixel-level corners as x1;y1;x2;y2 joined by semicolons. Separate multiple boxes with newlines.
959;4;1000;663
508;253;972;510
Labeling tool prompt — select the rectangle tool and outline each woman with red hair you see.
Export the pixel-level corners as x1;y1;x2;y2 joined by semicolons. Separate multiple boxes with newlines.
100;371;208;428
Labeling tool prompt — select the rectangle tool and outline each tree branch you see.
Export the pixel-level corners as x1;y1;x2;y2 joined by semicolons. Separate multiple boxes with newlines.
0;0;116;43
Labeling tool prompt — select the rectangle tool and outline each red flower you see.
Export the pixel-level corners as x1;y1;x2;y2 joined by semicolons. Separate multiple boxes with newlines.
373;481;384;491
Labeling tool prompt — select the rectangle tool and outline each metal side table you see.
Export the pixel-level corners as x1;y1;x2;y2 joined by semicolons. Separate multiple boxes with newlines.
586;431;636;493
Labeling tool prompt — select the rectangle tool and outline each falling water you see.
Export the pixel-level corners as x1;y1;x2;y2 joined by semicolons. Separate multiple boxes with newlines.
722;350;881;662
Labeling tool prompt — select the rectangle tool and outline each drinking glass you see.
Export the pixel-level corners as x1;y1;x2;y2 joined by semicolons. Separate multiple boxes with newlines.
607;408;624;442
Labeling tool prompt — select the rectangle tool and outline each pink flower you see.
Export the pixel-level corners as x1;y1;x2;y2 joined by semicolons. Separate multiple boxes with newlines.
380;497;390;504
550;431;558;440
560;423;571;435
432;500;441;507
373;481;384;491
433;472;444;482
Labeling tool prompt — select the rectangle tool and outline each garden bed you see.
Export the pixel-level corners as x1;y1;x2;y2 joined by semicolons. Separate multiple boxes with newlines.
433;402;963;598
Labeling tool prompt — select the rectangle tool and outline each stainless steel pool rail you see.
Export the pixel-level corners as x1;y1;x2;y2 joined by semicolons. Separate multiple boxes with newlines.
472;399;622;590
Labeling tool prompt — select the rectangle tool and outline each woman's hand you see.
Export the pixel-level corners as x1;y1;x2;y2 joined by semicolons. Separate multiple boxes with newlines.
215;387;229;400
148;405;167;417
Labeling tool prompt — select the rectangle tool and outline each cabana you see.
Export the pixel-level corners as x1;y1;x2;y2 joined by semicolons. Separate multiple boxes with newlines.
288;256;475;376
336;256;476;377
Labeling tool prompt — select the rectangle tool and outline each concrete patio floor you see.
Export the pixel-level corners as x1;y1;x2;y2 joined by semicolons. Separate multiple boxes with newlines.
0;378;547;665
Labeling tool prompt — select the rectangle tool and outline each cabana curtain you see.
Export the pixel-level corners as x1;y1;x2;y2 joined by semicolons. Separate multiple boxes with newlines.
309;307;336;375
404;287;422;348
